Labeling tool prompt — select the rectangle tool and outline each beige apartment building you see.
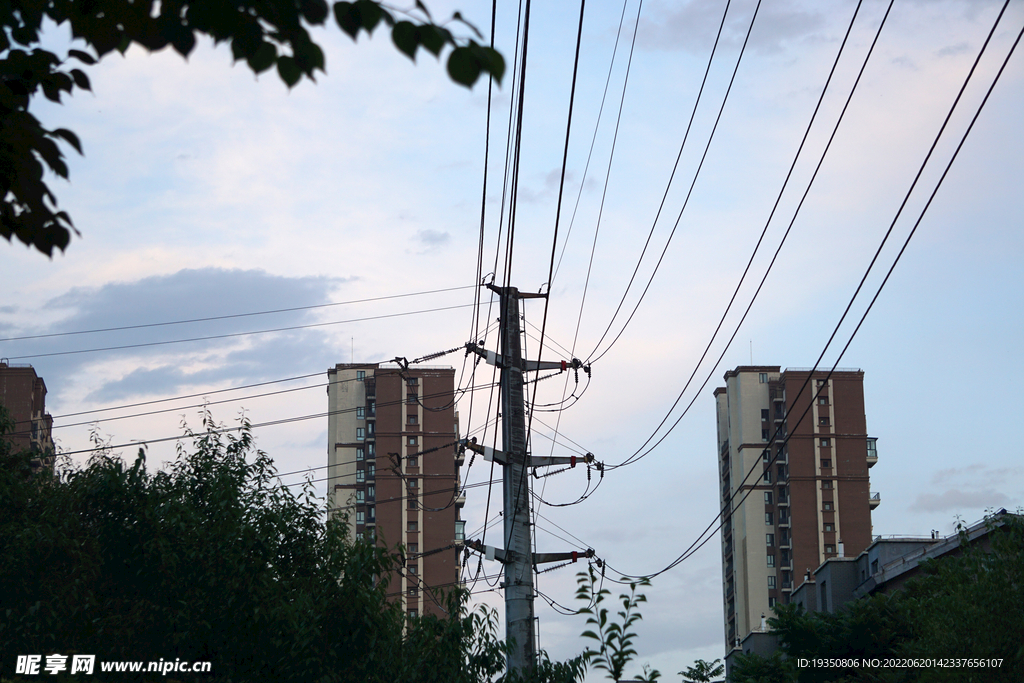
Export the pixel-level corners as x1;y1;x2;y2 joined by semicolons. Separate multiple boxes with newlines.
327;363;464;618
714;366;879;649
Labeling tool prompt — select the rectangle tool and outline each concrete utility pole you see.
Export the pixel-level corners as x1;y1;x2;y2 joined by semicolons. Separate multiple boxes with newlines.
464;284;596;679
497;284;534;675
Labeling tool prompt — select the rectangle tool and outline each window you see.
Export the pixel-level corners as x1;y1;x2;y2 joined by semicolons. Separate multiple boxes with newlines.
408;587;419;596
778;487;787;503
367;422;375;436
407;478;418;489
819;417;829;426
821;459;831;469
818;396;827;405
816;379;826;388
407;456;418;467
356;447;365;461
368;400;376;416
764;492;773;505
820;438;830;447
367;505;375;521
871;559;879;574
408;609;418;619
767;576;776;589
759;373;768;383
822;480;832;490
408;436;418;446
777;464;786;481
408;543;418;553
765;512;774;525
407;377;418;386
766;533;775;547
407;564;418;575
407;521;418;532
761;409;769;421
824;523;834;532
356;470;365;483
763;470;772;484
356;490;365;504
357;370;366;381
367;463;375;478
781;530;789;545
762;449;770;462
767;554;775;567
407;393;418;404
825;545;835;554
769;597;777;608
408;414;418;425
408;498;417;510
455;520;466;542
356;427;365;441
356;511;364;524
367;485;375;500
367;443;375;457
823;502;833;511
779;508;788;522
357;406;365;419
761;428;769;442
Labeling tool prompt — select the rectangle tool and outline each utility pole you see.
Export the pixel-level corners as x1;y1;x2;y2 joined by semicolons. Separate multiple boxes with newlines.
498;284;534;675
464;284;597;679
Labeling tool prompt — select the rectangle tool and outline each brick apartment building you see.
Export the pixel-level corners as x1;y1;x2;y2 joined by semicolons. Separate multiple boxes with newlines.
714;366;879;650
0;361;55;473
327;363;464;618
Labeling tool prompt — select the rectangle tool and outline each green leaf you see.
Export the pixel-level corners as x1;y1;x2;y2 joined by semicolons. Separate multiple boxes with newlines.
477;45;505;84
52;129;83;155
69;69;91;91
333;2;360;38
247;42;277;74
276;56;302;87
446;46;479;87
356;0;387;31
67;49;97;65
392;21;418;60
417;24;446;57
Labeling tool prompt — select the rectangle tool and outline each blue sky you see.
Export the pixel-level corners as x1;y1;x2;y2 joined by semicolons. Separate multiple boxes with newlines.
3;0;1023;677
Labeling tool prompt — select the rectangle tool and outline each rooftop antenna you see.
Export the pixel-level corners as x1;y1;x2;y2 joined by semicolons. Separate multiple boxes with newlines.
749;340;753;365
351;337;354;363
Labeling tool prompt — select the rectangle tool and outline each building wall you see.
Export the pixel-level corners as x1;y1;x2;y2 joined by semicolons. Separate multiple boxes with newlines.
327;363;462;618
716;366;876;654
0;362;55;473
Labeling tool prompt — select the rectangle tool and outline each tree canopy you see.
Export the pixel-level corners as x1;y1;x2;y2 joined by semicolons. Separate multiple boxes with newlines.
0;0;504;257
730;512;1024;683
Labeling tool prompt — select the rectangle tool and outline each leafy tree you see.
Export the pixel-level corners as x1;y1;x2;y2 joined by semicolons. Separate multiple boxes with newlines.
0;0;505;257
679;658;724;682
576;566;661;682
0;411;520;682
729;512;1024;683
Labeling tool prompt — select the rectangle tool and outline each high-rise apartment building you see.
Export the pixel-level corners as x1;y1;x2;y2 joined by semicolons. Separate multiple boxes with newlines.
714;366;878;650
327;363;464;618
0;361;55;474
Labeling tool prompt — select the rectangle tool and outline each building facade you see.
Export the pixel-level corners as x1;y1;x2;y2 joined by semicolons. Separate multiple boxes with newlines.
714;366;878;650
0;361;55;474
327;363;464;618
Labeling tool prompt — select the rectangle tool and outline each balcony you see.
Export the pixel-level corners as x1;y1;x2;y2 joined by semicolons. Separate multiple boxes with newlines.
455;520;466;543
866;437;878;468
869;491;881;509
455;492;467;508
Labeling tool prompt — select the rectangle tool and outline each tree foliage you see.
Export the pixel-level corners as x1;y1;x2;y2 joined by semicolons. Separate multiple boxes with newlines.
576;566;660;682
0;411;520;682
730;512;1024;683
679;658;724;683
0;0;505;257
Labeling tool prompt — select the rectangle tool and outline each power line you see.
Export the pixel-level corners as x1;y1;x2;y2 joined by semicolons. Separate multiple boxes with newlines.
597;3;1021;581
0;285;476;343
8;303;476;360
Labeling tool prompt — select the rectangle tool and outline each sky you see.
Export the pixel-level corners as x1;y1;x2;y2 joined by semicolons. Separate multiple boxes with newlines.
3;0;1024;678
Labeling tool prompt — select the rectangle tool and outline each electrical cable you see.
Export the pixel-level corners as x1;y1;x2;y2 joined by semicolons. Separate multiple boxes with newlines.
599;4;1021;580
0;285;477;343
7;303;477;360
